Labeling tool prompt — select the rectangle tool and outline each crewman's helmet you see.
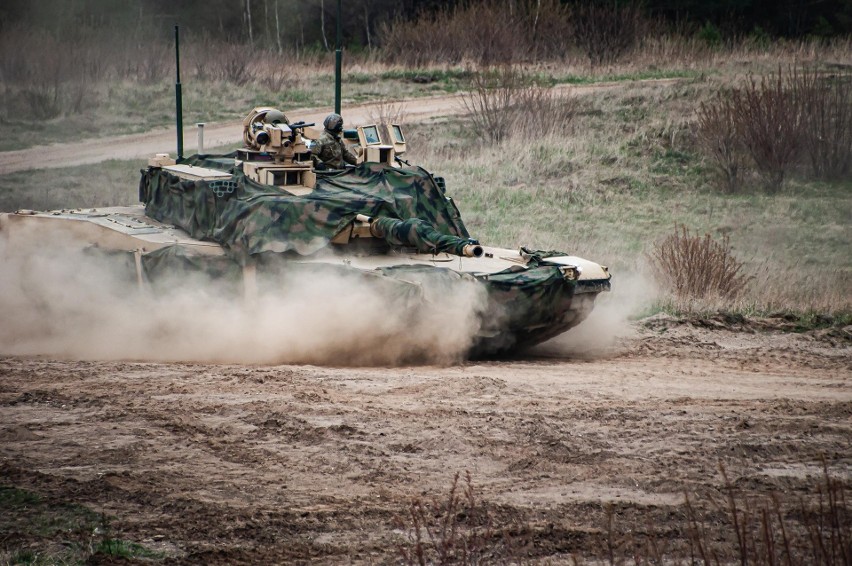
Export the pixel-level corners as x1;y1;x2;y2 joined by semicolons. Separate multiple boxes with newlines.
264;109;288;125
323;113;344;134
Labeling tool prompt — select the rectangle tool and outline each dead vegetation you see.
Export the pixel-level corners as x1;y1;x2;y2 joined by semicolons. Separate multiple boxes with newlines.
395;471;517;565
696;65;852;193
394;464;852;565
649;225;752;301
460;67;577;144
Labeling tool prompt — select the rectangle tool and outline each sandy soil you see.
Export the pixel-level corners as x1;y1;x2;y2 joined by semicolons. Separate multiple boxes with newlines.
1;315;850;564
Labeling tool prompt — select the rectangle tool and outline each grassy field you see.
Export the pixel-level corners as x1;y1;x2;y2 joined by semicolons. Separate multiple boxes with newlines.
1;50;850;319
412;73;851;316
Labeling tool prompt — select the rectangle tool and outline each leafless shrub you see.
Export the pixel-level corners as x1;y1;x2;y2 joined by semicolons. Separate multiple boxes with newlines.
368;99;407;128
379;0;568;66
697;66;851;192
22;43;64;120
684;462;852;565
511;86;578;139
798;69;852;181
601;463;851;564
732;70;804;193
23;84;62;120
570;1;649;67
461;68;577;144
259;61;288;92
522;0;573;61
186;36;216;81
460;67;522;144
453;1;520;66
697;92;745;193
211;43;255;85
650;225;752;300
132;41;172;84
395;471;515;565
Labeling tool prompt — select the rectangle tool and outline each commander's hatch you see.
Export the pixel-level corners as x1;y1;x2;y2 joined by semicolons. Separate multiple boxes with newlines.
357;125;395;166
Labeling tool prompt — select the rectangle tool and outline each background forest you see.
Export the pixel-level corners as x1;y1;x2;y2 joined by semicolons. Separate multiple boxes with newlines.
2;0;852;51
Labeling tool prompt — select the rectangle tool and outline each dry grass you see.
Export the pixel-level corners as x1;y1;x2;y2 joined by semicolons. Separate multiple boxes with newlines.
395;471;517;565
400;466;851;565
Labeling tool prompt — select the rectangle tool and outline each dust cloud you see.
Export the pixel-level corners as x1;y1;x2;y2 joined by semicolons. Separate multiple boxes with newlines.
534;272;658;359
0;238;488;366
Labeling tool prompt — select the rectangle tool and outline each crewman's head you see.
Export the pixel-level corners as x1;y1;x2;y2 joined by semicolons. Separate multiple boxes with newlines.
323;113;344;134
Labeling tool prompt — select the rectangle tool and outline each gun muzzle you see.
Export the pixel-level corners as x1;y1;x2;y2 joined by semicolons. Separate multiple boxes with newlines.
463;244;484;258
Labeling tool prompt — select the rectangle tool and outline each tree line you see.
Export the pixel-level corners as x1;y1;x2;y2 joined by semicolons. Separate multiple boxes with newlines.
1;0;849;52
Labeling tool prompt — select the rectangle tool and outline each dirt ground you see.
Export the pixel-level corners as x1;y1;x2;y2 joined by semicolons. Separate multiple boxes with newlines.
1;314;850;564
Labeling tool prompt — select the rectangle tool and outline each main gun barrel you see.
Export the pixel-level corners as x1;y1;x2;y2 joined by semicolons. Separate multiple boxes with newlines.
355;215;482;258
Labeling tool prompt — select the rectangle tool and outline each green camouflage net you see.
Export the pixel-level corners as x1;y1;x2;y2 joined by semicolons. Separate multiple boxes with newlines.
140;158;469;259
135;155;597;354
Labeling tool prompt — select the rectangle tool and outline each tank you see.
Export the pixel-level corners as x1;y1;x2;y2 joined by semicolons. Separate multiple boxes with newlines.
0;108;611;356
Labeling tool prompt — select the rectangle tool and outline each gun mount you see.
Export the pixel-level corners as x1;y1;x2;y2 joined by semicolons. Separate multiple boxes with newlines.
239;107;317;193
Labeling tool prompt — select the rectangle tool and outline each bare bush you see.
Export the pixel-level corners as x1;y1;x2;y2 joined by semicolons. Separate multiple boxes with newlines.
460;67;522;143
461;68;577;144
259;61;289;92
732;70;804;193
511;86;578;139
132;41;172;84
684;463;852;565
395;471;515;565
650;225;751;300
22;35;65;120
211;43;256;85
523;0;573;61
367;99;407;127
380;0;569;66
570;1;649;67
798;69;852;181
697;92;745;193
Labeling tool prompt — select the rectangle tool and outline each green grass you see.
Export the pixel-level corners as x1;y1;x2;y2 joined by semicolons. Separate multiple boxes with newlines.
0;160;142;212
555;68;702;85
647;299;852;330
0;486;163;564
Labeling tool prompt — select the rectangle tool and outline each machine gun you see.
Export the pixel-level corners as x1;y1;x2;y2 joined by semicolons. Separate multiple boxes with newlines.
239;108;316;192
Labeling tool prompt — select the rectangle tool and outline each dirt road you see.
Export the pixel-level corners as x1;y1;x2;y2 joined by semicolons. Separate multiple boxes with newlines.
0;79;682;175
1;316;849;563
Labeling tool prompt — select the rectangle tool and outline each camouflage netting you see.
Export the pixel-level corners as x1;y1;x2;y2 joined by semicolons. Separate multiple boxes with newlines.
136;155;591;354
139;157;470;259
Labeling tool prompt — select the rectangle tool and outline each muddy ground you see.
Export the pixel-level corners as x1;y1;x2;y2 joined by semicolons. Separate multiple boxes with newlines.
1;314;850;564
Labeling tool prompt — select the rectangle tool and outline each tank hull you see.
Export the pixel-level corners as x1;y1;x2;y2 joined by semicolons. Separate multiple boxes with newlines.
0;204;609;356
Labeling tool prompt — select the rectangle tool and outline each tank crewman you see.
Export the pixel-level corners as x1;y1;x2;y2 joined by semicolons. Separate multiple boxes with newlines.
312;113;358;169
